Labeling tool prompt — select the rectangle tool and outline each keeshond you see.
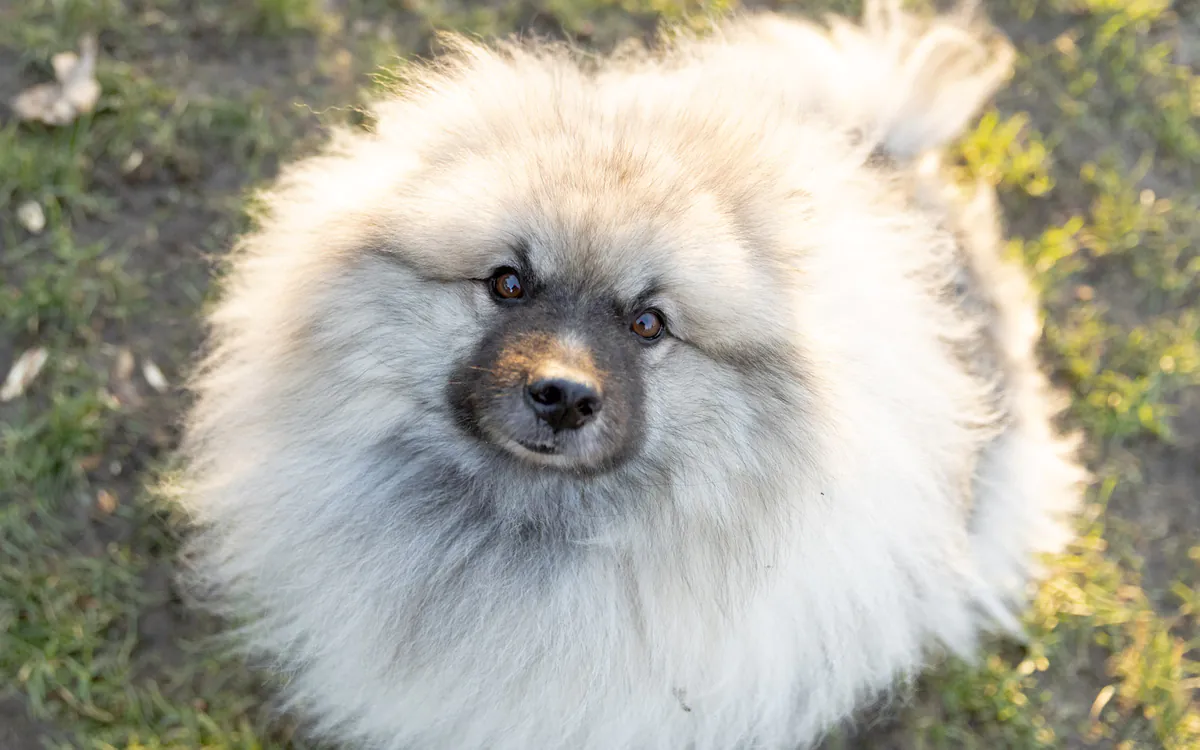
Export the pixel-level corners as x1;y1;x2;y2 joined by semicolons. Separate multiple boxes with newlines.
175;2;1086;748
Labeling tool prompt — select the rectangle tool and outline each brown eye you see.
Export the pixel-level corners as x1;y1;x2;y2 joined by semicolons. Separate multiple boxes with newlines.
631;309;665;341
491;268;524;300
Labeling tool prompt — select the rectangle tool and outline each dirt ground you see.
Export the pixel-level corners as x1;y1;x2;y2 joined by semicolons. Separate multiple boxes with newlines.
0;1;1196;748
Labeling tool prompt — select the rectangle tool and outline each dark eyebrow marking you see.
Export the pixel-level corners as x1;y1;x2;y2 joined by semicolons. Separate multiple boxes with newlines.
628;279;665;314
510;240;531;272
503;239;545;295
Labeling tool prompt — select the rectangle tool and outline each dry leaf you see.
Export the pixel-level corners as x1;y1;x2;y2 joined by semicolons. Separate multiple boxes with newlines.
1;347;49;401
110;347;141;407
16;201;46;234
142;358;169;393
122;149;144;174
1090;684;1115;722
96;489;118;514
11;35;101;126
114;347;135;382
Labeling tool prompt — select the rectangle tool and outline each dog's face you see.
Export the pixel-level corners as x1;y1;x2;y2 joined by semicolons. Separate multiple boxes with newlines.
284;105;819;499
419;157;792;476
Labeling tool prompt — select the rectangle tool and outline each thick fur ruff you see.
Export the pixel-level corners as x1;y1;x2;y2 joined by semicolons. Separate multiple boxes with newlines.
174;2;1085;748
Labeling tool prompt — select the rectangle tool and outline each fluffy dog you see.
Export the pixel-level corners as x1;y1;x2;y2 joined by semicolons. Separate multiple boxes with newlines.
175;2;1085;747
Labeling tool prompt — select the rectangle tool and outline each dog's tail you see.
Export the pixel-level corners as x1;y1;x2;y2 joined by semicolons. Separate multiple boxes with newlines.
715;0;1014;161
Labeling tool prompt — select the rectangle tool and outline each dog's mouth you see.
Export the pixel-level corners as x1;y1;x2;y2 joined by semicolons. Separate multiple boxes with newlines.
481;430;624;474
518;440;558;455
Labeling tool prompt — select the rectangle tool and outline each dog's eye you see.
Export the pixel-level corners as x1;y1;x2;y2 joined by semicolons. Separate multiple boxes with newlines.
490;268;524;300
631;309;665;341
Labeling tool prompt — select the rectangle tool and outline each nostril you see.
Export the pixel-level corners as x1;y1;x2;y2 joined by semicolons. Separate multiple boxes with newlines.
575;396;599;418
528;382;564;406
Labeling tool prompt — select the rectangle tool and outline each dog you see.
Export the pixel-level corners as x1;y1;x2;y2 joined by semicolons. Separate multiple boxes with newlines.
173;2;1084;747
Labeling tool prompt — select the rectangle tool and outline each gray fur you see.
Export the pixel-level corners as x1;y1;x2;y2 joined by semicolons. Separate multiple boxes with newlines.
172;3;1085;748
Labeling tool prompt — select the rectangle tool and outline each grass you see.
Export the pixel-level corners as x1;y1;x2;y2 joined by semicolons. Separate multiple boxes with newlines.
1;0;1197;748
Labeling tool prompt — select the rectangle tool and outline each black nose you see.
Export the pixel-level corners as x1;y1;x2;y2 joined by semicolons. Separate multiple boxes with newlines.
525;377;602;431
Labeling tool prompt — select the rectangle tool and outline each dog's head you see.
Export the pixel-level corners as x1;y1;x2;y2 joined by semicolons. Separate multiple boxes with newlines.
214;47;836;507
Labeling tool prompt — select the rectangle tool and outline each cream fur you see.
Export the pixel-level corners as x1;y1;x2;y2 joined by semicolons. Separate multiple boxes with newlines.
174;2;1085;748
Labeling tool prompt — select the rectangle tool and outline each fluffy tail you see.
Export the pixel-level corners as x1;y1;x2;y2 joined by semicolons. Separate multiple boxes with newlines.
716;0;1015;160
